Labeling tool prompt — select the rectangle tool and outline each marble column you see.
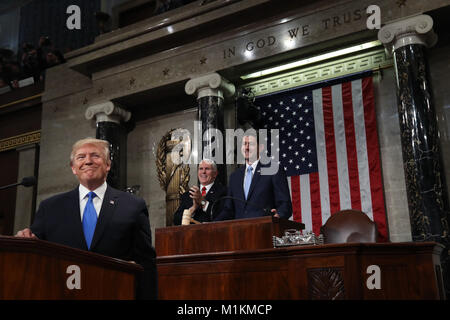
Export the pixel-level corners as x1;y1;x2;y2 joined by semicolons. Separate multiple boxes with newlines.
185;73;235;185
85;101;131;190
379;15;450;296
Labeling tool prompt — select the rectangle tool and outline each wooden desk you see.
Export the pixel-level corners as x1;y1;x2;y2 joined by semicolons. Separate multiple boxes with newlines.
155;218;445;300
157;242;444;299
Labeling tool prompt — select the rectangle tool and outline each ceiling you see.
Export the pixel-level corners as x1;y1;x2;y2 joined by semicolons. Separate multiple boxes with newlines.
0;0;31;15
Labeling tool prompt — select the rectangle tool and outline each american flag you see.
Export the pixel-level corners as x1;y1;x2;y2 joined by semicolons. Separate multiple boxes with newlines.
256;75;388;241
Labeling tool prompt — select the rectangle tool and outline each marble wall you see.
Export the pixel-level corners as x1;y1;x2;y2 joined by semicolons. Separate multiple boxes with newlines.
373;68;411;242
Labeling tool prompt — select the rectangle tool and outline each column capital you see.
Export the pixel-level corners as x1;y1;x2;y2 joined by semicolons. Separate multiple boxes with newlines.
185;72;235;99
85;101;131;124
378;14;437;54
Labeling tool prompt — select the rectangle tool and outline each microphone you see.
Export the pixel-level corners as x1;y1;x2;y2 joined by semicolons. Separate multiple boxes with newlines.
0;176;37;191
21;176;37;187
210;195;273;220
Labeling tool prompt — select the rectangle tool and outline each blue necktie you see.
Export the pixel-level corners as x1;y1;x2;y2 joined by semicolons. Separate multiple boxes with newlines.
82;191;97;250
244;166;253;199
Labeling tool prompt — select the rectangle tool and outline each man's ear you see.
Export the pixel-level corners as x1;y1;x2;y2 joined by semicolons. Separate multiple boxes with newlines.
259;143;265;154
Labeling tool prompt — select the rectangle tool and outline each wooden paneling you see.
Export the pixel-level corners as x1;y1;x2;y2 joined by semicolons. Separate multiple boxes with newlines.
0;106;42;141
0;150;19;235
0;236;142;299
155;218;444;300
155;216;304;256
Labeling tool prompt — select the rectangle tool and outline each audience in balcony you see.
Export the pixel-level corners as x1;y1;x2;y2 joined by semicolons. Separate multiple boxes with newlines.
1;36;65;91
1;0;208;92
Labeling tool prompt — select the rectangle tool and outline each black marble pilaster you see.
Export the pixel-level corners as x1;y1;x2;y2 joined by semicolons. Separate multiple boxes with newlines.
96;121;127;190
394;44;450;242
198;95;226;185
394;43;450;297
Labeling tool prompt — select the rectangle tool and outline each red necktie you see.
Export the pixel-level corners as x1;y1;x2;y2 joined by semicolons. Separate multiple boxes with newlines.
201;187;206;197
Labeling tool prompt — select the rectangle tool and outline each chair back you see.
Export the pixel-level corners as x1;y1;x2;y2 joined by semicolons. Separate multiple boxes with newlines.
320;210;378;244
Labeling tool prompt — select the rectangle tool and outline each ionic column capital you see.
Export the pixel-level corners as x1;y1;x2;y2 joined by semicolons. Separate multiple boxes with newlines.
185;73;235;99
85;101;131;124
378;14;437;54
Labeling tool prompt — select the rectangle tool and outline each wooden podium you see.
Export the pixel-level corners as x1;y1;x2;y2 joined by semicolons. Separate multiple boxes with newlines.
155;217;445;299
0;236;143;299
155;216;304;256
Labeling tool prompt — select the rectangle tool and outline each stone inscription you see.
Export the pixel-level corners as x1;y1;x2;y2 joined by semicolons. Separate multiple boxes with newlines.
222;7;367;61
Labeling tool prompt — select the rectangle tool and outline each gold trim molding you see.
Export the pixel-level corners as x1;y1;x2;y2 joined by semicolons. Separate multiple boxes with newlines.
242;48;393;96
0;93;42;110
0;130;41;153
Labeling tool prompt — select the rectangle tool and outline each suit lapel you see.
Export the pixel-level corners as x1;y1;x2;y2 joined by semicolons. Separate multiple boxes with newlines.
247;162;262;200
205;182;218;202
237;166;246;199
90;185;118;250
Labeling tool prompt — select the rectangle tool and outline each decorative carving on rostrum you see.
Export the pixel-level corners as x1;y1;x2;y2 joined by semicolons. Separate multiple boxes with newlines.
156;129;191;226
307;267;345;300
378;14;438;54
185;72;235;99
85;101;131;124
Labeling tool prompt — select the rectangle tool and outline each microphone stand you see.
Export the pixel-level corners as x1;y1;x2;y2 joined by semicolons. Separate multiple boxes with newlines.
0;181;24;191
0;177;37;191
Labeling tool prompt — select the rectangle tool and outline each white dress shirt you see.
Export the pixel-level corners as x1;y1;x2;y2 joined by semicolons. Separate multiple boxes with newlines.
79;181;107;220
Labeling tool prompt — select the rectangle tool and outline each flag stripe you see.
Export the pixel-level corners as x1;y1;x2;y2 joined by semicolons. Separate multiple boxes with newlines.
290;175;301;222
352;79;373;218
309;172;322;235
362;77;387;241
322;87;340;215
300;174;312;231
342;81;362;211
313;88;331;225
332;84;351;211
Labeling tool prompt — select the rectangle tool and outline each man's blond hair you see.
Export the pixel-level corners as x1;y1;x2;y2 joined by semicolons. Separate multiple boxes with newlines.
70;138;111;165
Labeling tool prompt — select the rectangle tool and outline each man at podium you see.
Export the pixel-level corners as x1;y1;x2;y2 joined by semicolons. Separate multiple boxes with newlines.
215;133;292;221
16;138;157;300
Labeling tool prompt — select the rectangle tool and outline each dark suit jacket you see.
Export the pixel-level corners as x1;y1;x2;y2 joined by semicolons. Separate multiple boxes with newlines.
215;162;292;221
30;185;157;299
173;182;227;225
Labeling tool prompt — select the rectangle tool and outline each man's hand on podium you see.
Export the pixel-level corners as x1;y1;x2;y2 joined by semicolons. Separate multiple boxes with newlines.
15;228;37;238
271;209;280;218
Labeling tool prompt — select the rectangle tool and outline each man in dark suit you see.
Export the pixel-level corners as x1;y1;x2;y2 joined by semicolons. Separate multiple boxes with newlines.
215;133;292;220
173;159;227;225
16;138;156;299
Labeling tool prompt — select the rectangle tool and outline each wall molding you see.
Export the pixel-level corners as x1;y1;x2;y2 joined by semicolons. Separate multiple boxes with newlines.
0;130;41;153
242;48;393;96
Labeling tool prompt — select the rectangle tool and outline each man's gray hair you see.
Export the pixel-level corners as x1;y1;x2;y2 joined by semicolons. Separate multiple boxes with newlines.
199;158;218;172
70;138;111;165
